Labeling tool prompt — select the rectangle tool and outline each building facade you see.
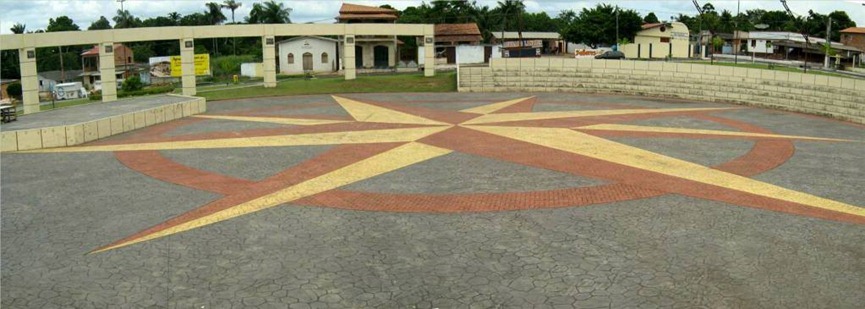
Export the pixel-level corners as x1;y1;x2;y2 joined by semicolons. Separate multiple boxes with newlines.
337;3;397;69
278;36;339;75
841;27;865;54
418;23;494;65
80;43;134;90
622;22;692;59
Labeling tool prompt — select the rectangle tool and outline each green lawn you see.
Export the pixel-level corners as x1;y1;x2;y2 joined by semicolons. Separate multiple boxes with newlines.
685;61;854;79
200;72;457;101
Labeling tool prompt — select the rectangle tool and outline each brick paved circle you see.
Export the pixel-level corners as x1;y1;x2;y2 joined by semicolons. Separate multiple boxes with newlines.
3;92;864;308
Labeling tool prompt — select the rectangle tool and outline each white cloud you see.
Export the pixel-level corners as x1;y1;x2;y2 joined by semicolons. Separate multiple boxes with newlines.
0;0;862;34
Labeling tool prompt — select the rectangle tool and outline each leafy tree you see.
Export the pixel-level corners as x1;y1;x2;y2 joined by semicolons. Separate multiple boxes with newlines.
131;42;155;62
523;12;558;32
47;16;80;32
142;16;178;27
10;23;26;34
643;12;659;24
181;13;208;26
712;36;725;52
221;0;243;24
561;4;642;47
6;83;22;99
246;0;292;24
2;24;24;78
88;16;112;30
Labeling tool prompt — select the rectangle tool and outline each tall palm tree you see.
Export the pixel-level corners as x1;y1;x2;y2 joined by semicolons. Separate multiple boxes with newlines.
113;9;139;28
10;23;26;34
497;0;525;49
167;12;182;26
470;5;495;43
205;2;227;25
221;0;242;24
247;0;292;24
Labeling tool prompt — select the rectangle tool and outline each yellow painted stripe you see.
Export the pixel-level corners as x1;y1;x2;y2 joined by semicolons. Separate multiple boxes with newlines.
24;127;450;153
332;96;447;125
461;107;738;125
577;124;851;142
467;125;865;218
194;115;348;126
93;142;452;252
460;97;534;114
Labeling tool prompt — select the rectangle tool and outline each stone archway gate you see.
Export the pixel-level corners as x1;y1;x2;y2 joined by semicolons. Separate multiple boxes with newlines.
0;24;436;114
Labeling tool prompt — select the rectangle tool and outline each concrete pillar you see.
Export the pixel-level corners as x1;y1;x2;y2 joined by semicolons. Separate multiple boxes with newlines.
423;36;435;77
262;36;277;88
180;38;196;96
344;35;356;80
388;43;396;68
99;43;118;102
18;47;39;114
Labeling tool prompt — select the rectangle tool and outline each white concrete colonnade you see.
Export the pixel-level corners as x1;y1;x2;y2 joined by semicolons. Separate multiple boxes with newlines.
0;24;436;114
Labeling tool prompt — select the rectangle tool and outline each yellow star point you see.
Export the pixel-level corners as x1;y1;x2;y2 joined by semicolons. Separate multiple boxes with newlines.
331;95;448;126
466;125;865;218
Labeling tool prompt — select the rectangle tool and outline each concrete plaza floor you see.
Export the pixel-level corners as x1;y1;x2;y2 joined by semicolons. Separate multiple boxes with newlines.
2;92;864;308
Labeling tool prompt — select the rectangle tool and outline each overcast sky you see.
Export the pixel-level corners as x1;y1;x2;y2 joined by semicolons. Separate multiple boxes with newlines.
1;0;863;35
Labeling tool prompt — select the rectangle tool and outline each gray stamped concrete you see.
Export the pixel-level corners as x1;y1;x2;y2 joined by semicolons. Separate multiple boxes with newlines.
0;95;193;130
2;92;864;308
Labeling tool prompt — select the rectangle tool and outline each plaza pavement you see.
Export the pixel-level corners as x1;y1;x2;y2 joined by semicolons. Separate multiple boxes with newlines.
2;92;864;308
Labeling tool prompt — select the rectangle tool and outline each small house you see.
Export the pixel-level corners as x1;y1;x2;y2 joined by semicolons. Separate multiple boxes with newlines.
278;36;339;75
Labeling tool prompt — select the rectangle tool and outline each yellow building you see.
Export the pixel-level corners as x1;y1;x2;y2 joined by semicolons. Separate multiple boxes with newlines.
623;22;692;59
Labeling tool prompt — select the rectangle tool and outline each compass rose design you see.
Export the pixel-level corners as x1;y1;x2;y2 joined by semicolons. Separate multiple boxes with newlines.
26;95;865;253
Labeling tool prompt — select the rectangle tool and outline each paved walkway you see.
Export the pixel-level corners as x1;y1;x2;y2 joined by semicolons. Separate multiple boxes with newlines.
3;93;864;308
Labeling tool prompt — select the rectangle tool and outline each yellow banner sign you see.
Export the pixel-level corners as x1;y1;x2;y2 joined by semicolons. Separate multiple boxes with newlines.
170;54;211;77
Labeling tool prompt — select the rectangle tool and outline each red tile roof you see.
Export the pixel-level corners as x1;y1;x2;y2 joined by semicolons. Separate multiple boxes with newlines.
337;13;397;20
642;23;663;30
840;27;865;34
81;43;125;56
339;3;396;14
435;23;481;36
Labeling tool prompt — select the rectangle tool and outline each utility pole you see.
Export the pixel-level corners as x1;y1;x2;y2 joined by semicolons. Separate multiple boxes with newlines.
616;5;620;50
692;0;704;57
734;0;740;64
117;0;125;11
824;17;832;69
59;46;65;82
779;0;808;73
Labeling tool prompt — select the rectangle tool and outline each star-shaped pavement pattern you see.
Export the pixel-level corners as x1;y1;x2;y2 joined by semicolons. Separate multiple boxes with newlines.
23;96;865;252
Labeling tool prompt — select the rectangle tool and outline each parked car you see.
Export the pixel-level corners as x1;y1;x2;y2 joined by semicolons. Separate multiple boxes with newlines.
595;50;625;60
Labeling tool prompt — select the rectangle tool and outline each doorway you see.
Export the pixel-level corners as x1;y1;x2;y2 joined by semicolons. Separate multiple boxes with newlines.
355;46;363;68
302;52;313;71
373;45;389;68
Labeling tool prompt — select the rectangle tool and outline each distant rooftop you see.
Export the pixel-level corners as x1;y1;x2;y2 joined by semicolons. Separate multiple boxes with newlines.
840;27;865;34
337;3;397;21
492;32;561;40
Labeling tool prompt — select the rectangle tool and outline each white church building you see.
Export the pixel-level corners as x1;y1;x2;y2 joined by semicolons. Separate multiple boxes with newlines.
277;36;339;75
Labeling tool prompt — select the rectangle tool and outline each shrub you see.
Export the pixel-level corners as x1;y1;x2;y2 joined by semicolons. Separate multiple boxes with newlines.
121;76;144;92
211;55;258;78
88;84;175;101
6;82;22;99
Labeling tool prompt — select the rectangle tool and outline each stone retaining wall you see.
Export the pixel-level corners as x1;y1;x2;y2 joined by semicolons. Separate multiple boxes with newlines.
1;96;206;152
458;58;865;124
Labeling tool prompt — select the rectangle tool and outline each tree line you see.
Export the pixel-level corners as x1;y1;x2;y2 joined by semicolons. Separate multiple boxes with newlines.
1;0;856;80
